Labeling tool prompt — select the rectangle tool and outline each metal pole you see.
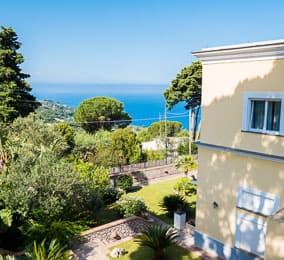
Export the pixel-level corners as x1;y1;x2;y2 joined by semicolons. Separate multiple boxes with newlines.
164;105;167;163
188;109;192;155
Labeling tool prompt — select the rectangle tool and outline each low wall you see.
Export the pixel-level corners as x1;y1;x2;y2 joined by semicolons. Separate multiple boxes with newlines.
111;163;185;186
81;216;153;244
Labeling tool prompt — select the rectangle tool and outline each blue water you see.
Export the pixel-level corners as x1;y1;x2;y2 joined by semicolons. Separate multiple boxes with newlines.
32;83;194;129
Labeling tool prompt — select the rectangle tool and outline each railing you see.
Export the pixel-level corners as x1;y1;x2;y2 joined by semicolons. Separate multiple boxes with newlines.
110;158;176;175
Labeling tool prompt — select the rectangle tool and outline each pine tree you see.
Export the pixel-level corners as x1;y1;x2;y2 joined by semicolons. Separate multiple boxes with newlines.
0;26;40;122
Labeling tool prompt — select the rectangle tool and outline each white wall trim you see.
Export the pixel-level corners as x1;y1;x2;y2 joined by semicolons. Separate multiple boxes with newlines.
192;39;284;64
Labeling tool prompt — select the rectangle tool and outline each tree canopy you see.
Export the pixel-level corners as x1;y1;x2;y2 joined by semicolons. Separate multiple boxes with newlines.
0;26;39;122
163;61;202;110
74;96;131;133
164;61;202;143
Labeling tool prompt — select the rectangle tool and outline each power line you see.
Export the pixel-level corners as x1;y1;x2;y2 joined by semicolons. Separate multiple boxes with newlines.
0;113;189;126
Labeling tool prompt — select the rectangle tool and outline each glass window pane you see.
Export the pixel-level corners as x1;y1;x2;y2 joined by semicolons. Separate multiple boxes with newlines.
251;100;265;130
266;101;281;131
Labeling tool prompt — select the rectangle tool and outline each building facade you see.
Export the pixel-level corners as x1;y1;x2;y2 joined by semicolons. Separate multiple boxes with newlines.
192;40;284;259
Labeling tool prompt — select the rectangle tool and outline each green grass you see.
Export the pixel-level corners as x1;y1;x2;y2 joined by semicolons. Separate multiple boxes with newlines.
108;238;200;260
129;178;196;224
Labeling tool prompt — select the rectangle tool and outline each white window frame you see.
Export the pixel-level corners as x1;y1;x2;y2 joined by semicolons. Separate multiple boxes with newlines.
242;92;284;135
237;186;280;216
235;212;267;257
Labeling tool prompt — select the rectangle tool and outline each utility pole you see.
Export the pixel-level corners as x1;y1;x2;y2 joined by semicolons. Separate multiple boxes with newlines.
164;105;167;163
188;109;192;155
159;113;162;140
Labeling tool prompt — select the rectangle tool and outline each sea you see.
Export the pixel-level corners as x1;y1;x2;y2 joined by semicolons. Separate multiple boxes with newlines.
32;83;196;129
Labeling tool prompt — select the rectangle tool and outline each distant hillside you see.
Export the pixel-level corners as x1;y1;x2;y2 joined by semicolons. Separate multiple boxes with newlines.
36;100;75;123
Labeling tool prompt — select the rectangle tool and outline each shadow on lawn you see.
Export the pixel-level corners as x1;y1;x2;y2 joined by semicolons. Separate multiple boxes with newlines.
129;243;194;260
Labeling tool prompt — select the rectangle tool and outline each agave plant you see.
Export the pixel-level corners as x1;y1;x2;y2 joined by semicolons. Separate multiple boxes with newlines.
27;239;70;260
135;225;179;260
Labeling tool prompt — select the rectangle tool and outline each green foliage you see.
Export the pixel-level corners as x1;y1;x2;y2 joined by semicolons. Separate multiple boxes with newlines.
116;175;133;192
76;160;110;189
162;195;187;217
148;121;182;138
100;188;123;205
0;256;15;260
164;61;202;140
177;141;198;155
0;209;12;232
52;122;75;153
0;26;40;122
92;166;110;188
74;129;97;153
26;238;70;260
135;225;179;260
0;154;103;224
117;196;147;217
25;221;87;247
36;100;74;124
137;128;152;142
74;96;131;133
164;61;202;110
173;177;196;196
175;155;197;175
144;150;166;162
110;128;142;166
4;115;69;171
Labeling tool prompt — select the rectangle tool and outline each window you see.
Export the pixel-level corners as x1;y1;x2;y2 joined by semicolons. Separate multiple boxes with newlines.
250;100;281;131
243;93;284;135
237;186;280;216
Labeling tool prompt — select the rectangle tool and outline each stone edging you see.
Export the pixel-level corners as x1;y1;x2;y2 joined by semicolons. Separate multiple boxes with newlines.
81;216;140;236
81;216;154;244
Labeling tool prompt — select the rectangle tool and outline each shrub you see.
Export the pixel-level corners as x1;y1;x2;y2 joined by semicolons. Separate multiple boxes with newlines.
187;202;196;220
162;195;187;217
173;177;196;196
144;150;166;162
100;188;122;205
25;221;87;246
117;196;147;217
175;155;197;176
25;238;70;260
135;225;179;260
116;175;133;192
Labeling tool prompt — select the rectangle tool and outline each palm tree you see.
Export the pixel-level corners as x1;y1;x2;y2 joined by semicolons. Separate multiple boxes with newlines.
175;155;197;176
135;225;179;260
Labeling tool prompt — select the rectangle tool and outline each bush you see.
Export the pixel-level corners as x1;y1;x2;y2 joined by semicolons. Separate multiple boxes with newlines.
174;177;196;196
100;188;122;205
116;175;133;192
144;150;165;162
177;141;198;155
117;196;147;217
187;202;196;220
135;225;179;260
25;221;87;246
162;195;187;217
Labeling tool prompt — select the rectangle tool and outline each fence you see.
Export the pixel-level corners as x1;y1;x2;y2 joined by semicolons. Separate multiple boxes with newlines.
110;158;176;175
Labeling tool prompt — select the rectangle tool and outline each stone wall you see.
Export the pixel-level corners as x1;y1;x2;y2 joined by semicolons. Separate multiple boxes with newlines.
81;216;153;244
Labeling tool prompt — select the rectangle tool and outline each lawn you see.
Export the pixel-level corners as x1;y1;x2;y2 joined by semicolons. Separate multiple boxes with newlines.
108;238;200;260
129;178;196;224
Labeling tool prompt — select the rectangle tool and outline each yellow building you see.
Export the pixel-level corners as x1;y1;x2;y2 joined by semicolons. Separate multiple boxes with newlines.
192;40;284;260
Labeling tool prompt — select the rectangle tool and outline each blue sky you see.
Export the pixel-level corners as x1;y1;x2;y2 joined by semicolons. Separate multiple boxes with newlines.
2;0;284;87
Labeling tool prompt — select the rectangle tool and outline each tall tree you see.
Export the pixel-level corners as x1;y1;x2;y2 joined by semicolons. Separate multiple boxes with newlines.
0;26;39;122
164;61;202;148
74;96;131;133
